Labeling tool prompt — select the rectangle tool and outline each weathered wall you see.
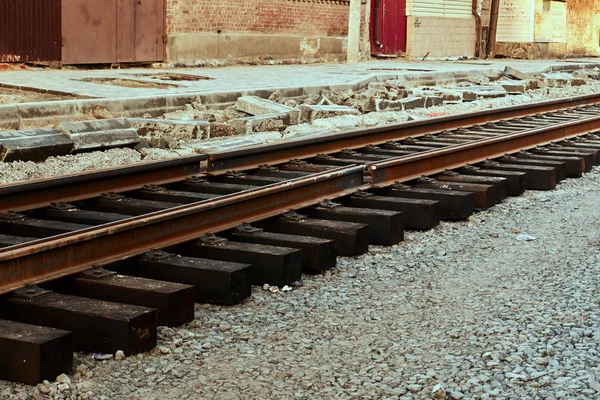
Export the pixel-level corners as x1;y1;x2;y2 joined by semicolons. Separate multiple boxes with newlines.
165;0;359;65
166;0;350;36
482;0;600;58
565;0;600;56
406;16;476;58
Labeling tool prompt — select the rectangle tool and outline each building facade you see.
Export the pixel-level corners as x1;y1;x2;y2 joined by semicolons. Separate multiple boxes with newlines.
482;0;600;59
0;0;598;65
165;0;360;65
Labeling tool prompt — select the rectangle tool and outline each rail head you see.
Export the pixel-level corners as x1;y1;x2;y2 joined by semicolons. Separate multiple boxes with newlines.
0;165;366;295
367;114;600;186
0;154;208;213
207;93;600;174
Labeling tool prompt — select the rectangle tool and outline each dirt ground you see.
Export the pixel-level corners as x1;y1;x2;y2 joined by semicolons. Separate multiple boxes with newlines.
0;87;79;104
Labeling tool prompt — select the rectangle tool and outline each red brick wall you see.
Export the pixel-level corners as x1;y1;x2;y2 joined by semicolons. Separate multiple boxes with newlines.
166;0;350;37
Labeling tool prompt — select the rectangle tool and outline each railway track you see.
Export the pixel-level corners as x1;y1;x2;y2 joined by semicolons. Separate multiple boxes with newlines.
1;94;600;385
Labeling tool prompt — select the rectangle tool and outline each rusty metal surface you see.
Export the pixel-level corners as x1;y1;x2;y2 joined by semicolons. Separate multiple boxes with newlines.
207;94;600;174
0;154;206;213
61;0;164;64
61;0;117;64
0;166;365;295
134;0;164;62
0;0;62;63
368;115;600;187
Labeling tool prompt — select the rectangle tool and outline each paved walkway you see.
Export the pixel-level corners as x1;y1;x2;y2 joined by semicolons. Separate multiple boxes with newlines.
0;58;599;100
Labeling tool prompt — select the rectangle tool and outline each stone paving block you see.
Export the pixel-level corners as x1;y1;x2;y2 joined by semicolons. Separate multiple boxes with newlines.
542;72;574;87
0;128;74;162
58;118;140;151
459;85;506;101
299;104;360;122
497;80;528;94
235;96;290;115
235;96;300;124
228;113;286;135
424;96;443;107
378;96;426;111
503;66;531;80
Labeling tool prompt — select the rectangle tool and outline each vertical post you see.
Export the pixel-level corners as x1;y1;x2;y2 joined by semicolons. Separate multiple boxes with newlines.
347;0;362;63
487;0;500;58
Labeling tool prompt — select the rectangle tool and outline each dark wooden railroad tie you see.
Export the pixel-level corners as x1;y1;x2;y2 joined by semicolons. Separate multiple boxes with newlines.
53;267;195;327
0;320;73;385
411;177;497;209
457;166;526;196
381;184;474;220
230;224;337;272
0;286;156;355
347;192;440;230
260;212;370;256
304;200;404;246
497;156;567;182
178;235;303;286
126;250;252;305
479;161;556;190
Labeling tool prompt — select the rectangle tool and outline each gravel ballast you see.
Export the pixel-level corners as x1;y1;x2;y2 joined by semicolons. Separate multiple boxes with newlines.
2;167;598;399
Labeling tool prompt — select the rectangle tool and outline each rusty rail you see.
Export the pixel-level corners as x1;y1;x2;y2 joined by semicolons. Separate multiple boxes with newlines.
207;93;600;174
368;114;600;186
0;165;364;295
0;154;207;213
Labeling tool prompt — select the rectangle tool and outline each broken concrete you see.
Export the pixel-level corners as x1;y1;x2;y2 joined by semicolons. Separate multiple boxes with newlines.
58;118;140;152
497;80;528;94
378;96;426;111
503;66;531;81
458;85;507;101
235;96;301;124
542;72;575;88
130;118;209;139
0;128;74;162
209;123;239;138
228;114;286;135
299;105;360;123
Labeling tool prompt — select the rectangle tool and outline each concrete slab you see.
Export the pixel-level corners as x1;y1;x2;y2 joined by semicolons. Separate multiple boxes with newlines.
57;118;140;151
235;96;294;115
299;104;360;122
497;80;528;94
0;128;74;162
228;114;287;135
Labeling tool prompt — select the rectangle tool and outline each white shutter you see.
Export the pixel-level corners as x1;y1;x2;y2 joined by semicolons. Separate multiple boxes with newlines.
497;0;534;42
444;0;472;18
412;0;472;18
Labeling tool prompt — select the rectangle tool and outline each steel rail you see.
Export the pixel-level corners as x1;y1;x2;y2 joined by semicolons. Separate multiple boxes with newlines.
0;165;365;295
0;154;207;213
207;94;600;174
368;114;600;186
2;94;599;214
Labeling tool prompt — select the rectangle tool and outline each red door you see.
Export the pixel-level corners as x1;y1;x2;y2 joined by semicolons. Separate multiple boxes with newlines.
370;0;407;55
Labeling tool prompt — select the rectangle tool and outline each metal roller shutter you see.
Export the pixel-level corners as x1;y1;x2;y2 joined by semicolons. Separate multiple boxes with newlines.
497;0;534;42
412;0;472;18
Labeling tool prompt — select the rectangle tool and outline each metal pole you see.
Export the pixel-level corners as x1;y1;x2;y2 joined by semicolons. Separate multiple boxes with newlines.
487;0;500;58
347;0;361;63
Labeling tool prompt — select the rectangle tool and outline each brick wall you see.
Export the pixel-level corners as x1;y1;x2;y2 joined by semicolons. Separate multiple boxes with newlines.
166;0;350;37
